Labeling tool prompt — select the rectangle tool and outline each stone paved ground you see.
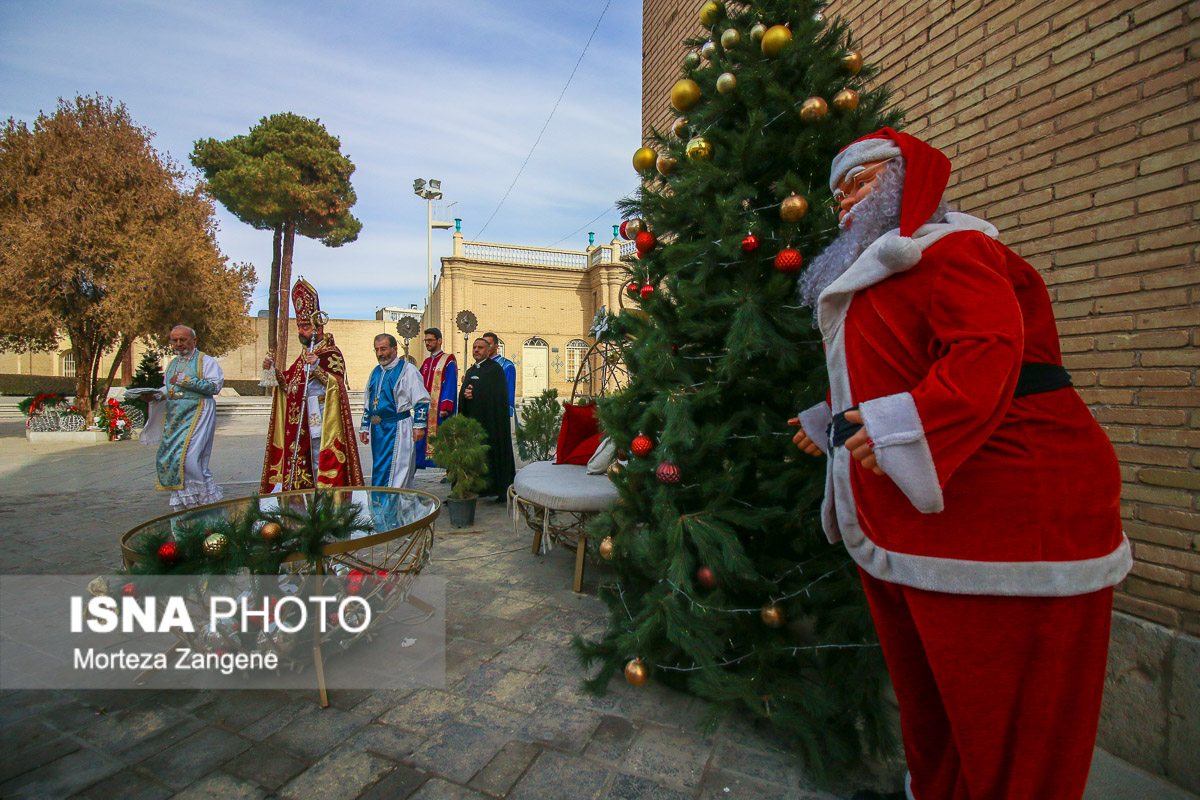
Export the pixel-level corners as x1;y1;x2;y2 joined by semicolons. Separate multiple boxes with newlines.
1;417;1193;800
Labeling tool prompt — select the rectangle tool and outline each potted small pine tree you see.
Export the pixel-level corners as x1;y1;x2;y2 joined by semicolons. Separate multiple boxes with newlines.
515;388;562;462
429;414;489;527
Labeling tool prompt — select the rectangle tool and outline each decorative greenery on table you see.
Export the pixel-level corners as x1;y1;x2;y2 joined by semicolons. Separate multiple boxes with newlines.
516;388;562;462
127;490;371;576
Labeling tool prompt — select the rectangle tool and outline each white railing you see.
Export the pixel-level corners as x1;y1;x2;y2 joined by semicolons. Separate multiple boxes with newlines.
462;242;588;269
619;240;637;257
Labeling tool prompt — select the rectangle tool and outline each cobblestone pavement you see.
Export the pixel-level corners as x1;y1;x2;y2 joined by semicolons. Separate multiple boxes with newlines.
1;417;1192;800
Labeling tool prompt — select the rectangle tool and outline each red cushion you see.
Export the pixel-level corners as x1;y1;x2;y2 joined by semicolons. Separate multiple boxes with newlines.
554;404;599;465
562;432;603;466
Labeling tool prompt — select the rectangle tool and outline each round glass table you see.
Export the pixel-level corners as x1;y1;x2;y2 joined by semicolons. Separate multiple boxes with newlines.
119;487;442;704
122;487;441;570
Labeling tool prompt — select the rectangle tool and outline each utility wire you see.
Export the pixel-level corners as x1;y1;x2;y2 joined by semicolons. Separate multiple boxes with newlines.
475;0;613;241
548;204;614;247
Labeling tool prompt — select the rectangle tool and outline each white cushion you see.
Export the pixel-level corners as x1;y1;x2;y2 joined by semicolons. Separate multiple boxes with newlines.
586;436;617;475
514;461;617;512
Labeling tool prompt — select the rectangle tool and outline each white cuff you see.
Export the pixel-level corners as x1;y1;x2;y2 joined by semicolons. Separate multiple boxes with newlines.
797;401;833;454
859;392;943;514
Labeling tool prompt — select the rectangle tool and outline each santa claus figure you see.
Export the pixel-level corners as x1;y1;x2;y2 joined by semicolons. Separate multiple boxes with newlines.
790;128;1131;800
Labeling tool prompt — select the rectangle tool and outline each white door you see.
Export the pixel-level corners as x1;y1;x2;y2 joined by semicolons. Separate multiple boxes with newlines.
522;338;548;398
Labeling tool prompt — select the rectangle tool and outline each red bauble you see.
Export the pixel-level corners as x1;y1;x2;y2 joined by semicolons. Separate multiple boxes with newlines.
741;234;759;253
640;284;655;299
697;565;718;589
656;460;681;485
631;435;654;457
774;247;803;273
627;281;640;296
346;569;365;595
635;230;658;254
121;582;138;598
157;542;179;565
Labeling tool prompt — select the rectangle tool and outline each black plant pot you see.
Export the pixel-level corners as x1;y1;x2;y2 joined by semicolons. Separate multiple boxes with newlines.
446;496;477;528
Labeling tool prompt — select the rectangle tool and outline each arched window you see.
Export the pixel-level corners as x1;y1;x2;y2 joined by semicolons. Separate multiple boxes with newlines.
566;339;589;382
524;336;548;348
494;337;505;358
61;351;76;378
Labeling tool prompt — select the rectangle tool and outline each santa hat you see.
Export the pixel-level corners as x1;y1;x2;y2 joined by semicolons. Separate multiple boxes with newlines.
830;127;951;270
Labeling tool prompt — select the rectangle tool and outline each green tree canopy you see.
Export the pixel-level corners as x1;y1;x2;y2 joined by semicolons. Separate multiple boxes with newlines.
191;113;362;365
0;94;255;416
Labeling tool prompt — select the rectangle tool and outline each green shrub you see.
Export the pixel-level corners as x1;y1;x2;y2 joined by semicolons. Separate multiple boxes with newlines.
430;414;489;499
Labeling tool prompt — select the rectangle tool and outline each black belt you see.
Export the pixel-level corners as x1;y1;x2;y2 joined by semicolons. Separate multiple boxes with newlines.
829;363;1072;448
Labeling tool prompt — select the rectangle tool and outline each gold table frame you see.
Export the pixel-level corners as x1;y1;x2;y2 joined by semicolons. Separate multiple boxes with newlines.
120;486;441;706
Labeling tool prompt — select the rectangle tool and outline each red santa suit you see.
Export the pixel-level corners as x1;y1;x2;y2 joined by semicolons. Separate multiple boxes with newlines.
797;129;1130;800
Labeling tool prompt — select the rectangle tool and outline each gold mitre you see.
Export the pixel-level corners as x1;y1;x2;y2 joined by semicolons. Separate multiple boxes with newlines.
291;278;329;326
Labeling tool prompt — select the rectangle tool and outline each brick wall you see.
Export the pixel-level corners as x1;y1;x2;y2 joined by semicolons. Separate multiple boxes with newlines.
642;0;1199;633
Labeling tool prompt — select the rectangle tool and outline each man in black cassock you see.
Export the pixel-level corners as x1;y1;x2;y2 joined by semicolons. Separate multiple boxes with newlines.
459;337;516;499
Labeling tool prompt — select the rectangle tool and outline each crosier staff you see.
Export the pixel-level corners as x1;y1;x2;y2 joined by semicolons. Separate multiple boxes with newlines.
287;310;329;490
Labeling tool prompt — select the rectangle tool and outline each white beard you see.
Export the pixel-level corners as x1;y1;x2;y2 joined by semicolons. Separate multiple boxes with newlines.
798;159;907;309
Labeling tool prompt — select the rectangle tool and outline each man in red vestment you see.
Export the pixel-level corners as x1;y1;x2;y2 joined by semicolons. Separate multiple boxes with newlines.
789;129;1130;800
415;327;457;469
260;278;364;491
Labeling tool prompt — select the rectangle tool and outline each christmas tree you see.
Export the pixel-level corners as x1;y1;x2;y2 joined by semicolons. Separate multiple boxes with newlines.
576;0;902;775
129;349;165;389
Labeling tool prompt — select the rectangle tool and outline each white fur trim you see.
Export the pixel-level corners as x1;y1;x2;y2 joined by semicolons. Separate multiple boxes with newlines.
858;392;943;514
797;401;833;454
877;236;922;270
830;139;901;190
812;212;1133;594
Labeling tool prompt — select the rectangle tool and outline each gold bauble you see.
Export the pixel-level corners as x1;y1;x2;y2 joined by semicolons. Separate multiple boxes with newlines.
656;154;677;176
685;136;713;162
749;22;767;43
716;72;737;95
624;657;650;687
780;194;809;222
672;117;689;139
260;521;283;540
607;461;626;479
670;78;702;112
842;50;864;75
761;604;787;628
799;96;829;122
599;536;615;560
701;41;718;61
633;147;657;173
699;0;722;26
833;88;860;113
683;52;701;71
720;28;740;49
203;533;228;557
761;25;793;58
625;218;644;239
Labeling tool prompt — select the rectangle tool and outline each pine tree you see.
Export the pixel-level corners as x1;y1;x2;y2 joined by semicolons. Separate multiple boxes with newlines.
576;0;902;776
129;350;165;389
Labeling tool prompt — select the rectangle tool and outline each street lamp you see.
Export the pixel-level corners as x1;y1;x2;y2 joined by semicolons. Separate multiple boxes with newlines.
413;179;453;311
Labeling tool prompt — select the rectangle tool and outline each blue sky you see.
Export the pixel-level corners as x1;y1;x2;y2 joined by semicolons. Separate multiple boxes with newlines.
0;0;643;318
